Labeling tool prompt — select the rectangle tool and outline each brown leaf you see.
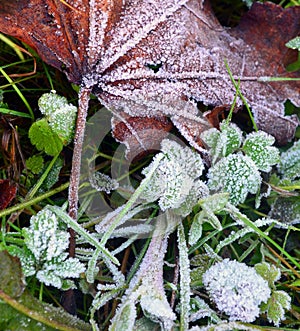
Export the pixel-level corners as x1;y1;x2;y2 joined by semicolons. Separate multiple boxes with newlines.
0;179;17;210
112;113;173;160
1;0;299;149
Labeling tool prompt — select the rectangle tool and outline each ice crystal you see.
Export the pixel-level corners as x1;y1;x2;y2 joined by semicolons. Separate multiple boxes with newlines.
242;131;279;172
19;207;85;289
207;154;261;205
201;121;243;164
141;139;207;215
202;259;271;322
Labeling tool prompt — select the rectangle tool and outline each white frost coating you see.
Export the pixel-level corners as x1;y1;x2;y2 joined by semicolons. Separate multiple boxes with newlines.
203;259;271;322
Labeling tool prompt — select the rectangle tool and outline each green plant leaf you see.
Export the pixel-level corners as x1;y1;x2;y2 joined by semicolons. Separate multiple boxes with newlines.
242;131;279;172
207;154;261;205
254;262;281;288
29;119;63;156
260;290;291;327
26;155;44;174
38;92;77;145
38;92;69;116
40;157;64;192
0;251;25;298
201;121;243;164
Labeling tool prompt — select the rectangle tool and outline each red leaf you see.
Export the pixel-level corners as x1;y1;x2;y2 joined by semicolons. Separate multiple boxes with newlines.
0;179;17;210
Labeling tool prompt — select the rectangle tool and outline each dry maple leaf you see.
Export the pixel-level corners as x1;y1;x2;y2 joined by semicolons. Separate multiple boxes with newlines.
1;0;300;146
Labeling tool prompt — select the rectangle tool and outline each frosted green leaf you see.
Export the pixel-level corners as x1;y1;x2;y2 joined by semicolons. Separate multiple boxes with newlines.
23;208;69;262
189;193;228;245
173;180;209;217
198;192;229;213
286;36;300;50
26;155;44;174
28;119;63;156
40;157;63;192
278;140;300;180
207;154;262;205
21;207;86;289
142;139;205;214
140;295;176;328
269;196;300;225
7;245;36;277
260;290;291;326
47;104;77;144
254;262;281;288
38;92;77;145
203;259;270;323
109;302;137;331
201;121;243;164
242;131;279;172
38;92;68;116
90;171;119;194
161;139;204;177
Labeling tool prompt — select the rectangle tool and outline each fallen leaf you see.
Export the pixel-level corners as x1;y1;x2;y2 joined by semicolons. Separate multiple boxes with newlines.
1;0;299;149
0;179;17;210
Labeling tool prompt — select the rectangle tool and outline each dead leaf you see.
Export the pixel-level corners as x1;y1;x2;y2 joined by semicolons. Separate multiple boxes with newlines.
0;179;17;210
1;0;299;148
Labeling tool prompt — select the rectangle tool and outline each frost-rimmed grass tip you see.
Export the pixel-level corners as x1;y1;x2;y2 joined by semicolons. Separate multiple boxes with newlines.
202;259;271;322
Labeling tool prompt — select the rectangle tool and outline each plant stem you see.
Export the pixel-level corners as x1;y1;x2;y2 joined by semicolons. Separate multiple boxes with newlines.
64;86;90;315
68;86;91;254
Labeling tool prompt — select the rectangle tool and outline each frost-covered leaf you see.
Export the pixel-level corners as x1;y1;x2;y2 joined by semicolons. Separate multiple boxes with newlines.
208;154;262;205
142;139;205;214
109;302;137;331
201;121;243;164
242;131;279;172
203;259;271;323
28;119;63;156
40;157;64;192
20;207;86;289
2;1;300;152
278;140;300;180
269;196;300;225
38;92;68;116
90;171;119;194
260;290;291;326
23;208;69;261
189;297;220;323
140;295;176;327
255;262;281;288
286;36;300;50
38;92;77;145
189;193;228;245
